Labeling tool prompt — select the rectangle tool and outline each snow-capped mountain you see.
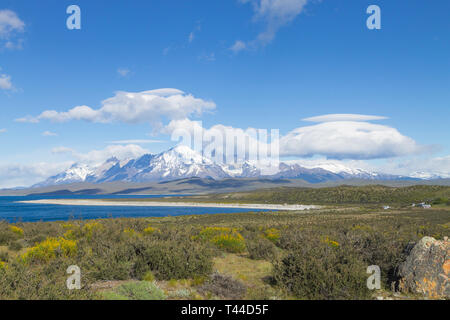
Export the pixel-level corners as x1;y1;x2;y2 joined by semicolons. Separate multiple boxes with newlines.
35;145;432;187
409;171;450;180
37;146;228;186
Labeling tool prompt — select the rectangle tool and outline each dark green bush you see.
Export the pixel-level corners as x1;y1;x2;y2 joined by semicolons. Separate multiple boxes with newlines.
0;259;95;300
80;239;137;281
273;243;371;300
0;230;18;245
133;240;213;280
8;241;23;252
246;237;277;260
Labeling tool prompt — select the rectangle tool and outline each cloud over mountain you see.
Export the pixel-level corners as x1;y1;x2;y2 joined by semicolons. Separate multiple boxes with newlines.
15;85;429;162
17;89;216;128
303;114;388;122
165;117;425;161
280;121;425;159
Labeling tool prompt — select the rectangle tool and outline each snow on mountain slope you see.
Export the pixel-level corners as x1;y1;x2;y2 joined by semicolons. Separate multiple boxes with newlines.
35;163;94;187
35;145;439;187
283;160;374;176
132;145;229;182
410;171;450;180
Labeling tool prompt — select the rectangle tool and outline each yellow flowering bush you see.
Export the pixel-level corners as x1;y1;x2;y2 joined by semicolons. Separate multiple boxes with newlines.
21;237;77;264
195;227;246;253
9;225;24;237
82;222;104;239
263;228;280;243
323;236;340;248
0;261;7;270
61;223;75;230
63;229;76;240
143;226;160;235
123;228;140;238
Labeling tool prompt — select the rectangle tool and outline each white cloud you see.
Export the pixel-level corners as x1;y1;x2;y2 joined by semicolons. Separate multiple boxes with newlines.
198;52;216;62
0;9;24;37
370;155;450;179
52;146;74;154
42;131;58;137
0;128;6;133
164;119;278;163
303;114;388;122
4;38;23;50
78;144;150;164
117;67;130;77
16;88;216;127
0;9;25;49
0;144;152;188
0;161;72;189
52;144;150;165
0;72;13;90
188;22;201;44
230;40;246;53
188;32;195;43
165;118;425;161
280;121;425;159
234;0;309;51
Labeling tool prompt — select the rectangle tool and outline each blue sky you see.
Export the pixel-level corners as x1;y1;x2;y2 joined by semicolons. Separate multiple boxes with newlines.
0;0;449;187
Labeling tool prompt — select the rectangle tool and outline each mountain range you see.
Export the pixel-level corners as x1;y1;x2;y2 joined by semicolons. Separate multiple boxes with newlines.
33;145;432;188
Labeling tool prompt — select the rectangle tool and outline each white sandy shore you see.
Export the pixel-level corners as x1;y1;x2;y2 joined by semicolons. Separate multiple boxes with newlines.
17;199;318;211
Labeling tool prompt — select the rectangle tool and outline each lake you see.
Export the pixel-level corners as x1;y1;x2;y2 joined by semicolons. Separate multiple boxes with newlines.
0;195;266;223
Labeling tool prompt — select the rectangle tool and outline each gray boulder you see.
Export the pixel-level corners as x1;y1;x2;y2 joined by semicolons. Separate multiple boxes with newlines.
397;236;449;298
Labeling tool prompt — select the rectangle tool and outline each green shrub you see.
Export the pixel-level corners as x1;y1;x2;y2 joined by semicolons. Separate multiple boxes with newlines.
0;251;9;262
273;244;370;300
103;281;166;300
8;241;23;252
0;230;18;245
0;259;95;300
246;237;277;260
133;241;213;280
142;271;155;282
82;243;136;281
347;231;409;287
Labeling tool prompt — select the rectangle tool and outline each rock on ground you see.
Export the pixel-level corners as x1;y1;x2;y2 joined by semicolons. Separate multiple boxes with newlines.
397;236;449;298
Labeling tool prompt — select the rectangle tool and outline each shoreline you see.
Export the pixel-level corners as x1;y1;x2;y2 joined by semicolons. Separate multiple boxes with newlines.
17;199;318;211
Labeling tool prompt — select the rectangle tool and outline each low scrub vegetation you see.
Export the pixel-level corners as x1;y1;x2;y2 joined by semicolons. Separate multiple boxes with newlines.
0;193;448;300
102;281;167;300
200;185;450;205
